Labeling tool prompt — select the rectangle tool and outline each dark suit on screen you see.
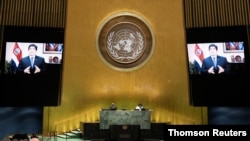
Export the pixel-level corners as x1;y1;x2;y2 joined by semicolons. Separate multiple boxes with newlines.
201;55;230;74
17;55;46;74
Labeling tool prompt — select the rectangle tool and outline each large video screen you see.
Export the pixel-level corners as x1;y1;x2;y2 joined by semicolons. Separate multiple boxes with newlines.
0;26;64;106
186;26;250;106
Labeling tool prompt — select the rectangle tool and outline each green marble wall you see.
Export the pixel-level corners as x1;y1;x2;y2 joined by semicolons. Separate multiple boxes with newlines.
100;110;151;129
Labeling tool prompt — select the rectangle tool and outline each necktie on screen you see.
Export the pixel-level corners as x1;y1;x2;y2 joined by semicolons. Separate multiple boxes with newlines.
31;57;34;68
213;57;217;67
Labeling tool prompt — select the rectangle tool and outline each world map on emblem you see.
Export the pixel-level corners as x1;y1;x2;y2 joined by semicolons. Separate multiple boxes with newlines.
106;28;145;64
97;12;154;70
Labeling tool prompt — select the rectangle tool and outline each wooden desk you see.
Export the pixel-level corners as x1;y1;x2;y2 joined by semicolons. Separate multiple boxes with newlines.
99;110;151;129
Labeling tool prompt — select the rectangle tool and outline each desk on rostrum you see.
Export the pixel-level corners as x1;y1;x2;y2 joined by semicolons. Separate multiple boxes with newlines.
99;109;151;129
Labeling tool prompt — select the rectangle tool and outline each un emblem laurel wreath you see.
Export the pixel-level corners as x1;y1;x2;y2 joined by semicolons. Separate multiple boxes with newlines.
107;31;144;61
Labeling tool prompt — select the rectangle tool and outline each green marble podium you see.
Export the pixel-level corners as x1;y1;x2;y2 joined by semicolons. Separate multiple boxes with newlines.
99;110;151;129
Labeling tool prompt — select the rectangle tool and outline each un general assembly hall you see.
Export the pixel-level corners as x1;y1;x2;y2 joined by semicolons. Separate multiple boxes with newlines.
1;0;250;140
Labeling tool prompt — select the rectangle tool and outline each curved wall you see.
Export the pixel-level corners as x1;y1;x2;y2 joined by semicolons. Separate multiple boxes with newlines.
43;0;207;133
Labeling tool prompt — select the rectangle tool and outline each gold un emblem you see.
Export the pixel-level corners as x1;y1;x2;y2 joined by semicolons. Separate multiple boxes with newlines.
97;12;155;71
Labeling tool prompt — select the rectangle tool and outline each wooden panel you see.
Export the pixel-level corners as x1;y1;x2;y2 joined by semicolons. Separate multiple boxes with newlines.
184;0;250;28
0;0;66;28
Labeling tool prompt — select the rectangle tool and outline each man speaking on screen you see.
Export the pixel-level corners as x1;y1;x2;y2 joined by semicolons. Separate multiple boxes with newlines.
17;44;46;74
201;44;231;74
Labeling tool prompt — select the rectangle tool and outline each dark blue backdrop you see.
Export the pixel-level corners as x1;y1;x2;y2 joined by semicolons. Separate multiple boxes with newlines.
208;107;250;125
0;107;43;140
